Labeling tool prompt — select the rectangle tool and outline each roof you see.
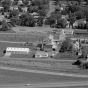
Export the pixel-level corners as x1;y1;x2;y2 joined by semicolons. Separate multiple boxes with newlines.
35;51;48;55
74;30;88;34
6;47;30;52
75;18;86;23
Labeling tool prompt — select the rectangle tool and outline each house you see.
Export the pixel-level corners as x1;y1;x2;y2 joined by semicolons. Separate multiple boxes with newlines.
13;6;18;10
74;30;88;36
68;1;79;5
59;1;68;7
0;15;5;21
28;0;32;5
18;0;23;5
63;29;74;35
0;6;3;10
21;7;28;12
35;51;48;58
31;12;39;19
73;18;86;28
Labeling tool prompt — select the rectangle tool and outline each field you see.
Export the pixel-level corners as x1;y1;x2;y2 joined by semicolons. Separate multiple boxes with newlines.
0;33;48;42
0;59;88;75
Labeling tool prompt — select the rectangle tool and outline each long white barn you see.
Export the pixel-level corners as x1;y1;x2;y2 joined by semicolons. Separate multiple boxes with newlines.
6;47;30;54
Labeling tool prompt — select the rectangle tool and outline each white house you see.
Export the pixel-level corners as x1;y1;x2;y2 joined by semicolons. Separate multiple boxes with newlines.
22;7;28;12
18;0;23;5
6;47;30;54
35;51;48;58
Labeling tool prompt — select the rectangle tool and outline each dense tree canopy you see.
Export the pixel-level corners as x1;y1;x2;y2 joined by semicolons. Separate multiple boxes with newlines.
19;13;36;27
59;37;72;52
9;10;19;18
2;0;12;12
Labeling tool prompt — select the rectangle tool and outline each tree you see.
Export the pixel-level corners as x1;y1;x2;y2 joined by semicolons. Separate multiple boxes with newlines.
10;16;20;25
19;13;36;27
56;18;67;28
9;10;19;18
1;21;11;31
59;37;72;52
75;10;85;20
50;12;61;19
27;6;38;13
2;0;12;12
37;16;44;26
83;7;88;18
38;10;47;16
68;13;76;28
22;0;29;6
67;4;80;13
44;17;56;26
31;0;49;6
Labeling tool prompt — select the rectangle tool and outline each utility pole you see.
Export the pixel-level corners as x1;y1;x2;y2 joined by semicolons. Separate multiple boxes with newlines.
41;37;44;51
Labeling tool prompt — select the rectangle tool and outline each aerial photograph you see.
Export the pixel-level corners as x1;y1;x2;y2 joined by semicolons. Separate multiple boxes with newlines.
0;0;88;88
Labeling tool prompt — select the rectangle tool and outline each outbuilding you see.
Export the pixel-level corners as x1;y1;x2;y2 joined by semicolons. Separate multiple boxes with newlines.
6;47;30;54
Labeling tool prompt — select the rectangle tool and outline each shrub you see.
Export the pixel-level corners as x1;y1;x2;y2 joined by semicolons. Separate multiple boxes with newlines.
79;62;88;69
72;60;82;65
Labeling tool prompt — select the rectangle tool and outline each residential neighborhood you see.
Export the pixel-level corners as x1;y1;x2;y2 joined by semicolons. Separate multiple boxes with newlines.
0;0;88;88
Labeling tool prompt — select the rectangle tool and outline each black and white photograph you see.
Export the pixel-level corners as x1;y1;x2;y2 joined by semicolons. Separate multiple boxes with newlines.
0;0;88;88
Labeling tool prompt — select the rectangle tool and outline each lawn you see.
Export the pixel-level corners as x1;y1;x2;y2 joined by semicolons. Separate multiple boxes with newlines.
0;30;16;33
12;26;54;33
1;59;88;75
0;60;79;73
0;33;47;42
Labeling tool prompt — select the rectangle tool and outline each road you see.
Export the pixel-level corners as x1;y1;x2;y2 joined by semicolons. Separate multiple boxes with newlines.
47;0;56;17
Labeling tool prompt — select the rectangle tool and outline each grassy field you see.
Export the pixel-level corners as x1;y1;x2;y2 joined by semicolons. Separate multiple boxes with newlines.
0;33;47;42
0;59;88;75
0;60;78;73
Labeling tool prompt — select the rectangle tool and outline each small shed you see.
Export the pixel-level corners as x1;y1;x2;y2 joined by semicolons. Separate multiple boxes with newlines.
6;47;30;54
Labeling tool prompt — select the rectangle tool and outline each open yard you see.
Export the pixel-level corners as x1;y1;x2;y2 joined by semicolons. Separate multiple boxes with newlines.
0;59;88;75
0;33;47;42
12;26;54;33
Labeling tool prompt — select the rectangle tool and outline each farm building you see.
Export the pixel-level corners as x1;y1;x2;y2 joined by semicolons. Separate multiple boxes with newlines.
6;47;30;54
